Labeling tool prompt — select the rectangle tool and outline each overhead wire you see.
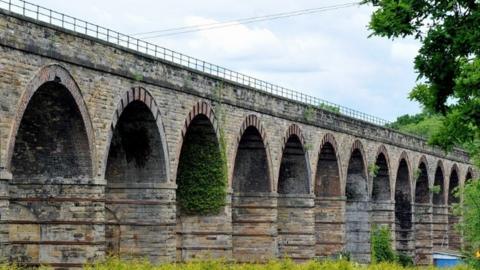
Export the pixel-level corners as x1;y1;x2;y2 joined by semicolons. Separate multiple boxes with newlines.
130;2;361;39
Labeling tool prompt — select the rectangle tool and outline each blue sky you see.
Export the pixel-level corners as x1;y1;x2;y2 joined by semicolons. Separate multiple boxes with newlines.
35;0;423;121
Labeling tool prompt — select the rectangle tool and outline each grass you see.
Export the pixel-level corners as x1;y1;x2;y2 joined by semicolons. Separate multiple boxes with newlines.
0;258;474;270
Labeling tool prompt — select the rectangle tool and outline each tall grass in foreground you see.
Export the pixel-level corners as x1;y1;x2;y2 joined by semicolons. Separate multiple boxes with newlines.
82;257;474;270
0;258;474;270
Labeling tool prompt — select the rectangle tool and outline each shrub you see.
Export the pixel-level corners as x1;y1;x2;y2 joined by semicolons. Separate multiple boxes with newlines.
396;252;413;267
371;225;396;263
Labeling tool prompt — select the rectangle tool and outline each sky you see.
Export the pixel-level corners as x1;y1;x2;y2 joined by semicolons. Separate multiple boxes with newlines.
32;0;423;121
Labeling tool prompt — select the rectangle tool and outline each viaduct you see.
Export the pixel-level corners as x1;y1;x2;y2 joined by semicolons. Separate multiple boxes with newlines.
0;1;477;268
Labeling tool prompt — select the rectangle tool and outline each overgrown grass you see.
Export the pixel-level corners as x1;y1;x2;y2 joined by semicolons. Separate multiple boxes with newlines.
87;257;473;270
0;258;474;270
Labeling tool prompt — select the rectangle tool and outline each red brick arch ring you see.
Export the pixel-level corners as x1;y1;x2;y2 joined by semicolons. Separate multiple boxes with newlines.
100;86;171;181
280;124;312;192
172;100;220;181
5;64;96;176
229;114;274;192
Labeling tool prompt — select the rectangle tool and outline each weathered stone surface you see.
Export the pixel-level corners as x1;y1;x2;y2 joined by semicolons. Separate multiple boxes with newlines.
0;9;477;268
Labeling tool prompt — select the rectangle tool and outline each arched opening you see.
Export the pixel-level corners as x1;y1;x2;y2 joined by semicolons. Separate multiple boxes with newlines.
233;126;270;193
10;82;92;264
316;142;341;197
176;114;227;260
395;159;413;255
277;134;312;259
372;153;391;202
371;152;392;231
465;171;473;184
414;161;431;265
105;100;168;260
415;162;429;204
433;167;445;205
232;125;274;262
278;135;309;194
345;148;370;263
432;165;447;249
314;141;343;258
448;168;460;250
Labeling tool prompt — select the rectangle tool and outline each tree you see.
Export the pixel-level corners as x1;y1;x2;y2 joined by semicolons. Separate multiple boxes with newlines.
362;0;480;166
386;109;444;138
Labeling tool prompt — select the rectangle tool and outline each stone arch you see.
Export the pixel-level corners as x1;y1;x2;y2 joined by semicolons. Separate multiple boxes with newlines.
413;156;432;265
415;156;430;204
175;100;228;261
104;87;171;261
433;160;446;205
174;100;220;181
277;124;313;260
372;145;391;202
232;114;276;262
432;160;447;249
394;154;413;255
448;164;460;204
5;64;95;174
278;124;310;194
315;133;342;197
447;164;461;250
314;133;343;258
102;86;170;180
345;139;370;263
465;167;474;183
8;64;96;265
232;114;273;193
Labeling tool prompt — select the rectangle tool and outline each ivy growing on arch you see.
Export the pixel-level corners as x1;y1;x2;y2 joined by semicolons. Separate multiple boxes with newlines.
176;115;227;215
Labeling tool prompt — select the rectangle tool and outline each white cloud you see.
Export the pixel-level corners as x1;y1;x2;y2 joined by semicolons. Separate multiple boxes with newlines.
33;0;423;120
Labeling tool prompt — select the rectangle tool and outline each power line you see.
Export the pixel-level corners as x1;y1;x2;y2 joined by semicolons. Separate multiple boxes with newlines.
131;2;360;39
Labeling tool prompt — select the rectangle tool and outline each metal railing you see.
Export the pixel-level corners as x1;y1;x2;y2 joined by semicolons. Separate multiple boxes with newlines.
0;0;391;126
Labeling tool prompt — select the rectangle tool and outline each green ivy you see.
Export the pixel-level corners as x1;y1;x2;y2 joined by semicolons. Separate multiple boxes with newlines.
176;125;227;215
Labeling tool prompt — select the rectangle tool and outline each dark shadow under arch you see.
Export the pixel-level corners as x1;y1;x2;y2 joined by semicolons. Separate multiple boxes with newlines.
413;160;432;265
415;162;430;204
105;100;168;260
448;167;460;250
10;81;93;264
233;126;271;192
395;159;413;255
433;166;445;205
372;153;390;202
232;123;274;262
345;148;370;263
278;134;309;194
316;142;341;197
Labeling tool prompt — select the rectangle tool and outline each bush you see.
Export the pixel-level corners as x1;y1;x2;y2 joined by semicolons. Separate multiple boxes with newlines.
371;225;396;263
396;252;413;267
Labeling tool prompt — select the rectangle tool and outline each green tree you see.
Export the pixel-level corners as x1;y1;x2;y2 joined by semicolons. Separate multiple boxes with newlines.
386;110;444;138
363;0;480;166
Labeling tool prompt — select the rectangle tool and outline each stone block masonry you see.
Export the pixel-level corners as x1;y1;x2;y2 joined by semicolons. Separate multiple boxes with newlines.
0;8;477;268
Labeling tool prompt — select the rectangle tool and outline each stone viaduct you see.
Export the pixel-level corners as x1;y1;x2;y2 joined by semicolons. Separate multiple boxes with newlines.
0;4;477;268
